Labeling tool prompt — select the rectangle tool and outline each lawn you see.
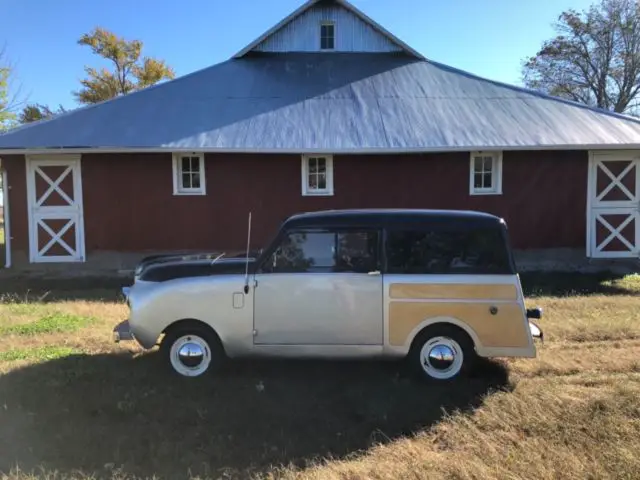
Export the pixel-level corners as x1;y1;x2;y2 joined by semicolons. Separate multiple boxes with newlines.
0;273;639;479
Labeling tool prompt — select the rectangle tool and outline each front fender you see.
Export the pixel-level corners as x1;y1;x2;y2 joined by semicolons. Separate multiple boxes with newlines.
128;275;251;350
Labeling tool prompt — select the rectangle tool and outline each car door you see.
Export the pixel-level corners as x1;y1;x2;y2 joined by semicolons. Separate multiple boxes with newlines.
253;227;383;345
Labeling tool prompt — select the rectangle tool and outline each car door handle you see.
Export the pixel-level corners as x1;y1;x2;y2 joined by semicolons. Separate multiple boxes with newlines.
368;270;381;276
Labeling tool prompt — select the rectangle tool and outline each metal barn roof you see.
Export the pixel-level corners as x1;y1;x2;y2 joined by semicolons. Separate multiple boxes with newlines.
3;52;640;153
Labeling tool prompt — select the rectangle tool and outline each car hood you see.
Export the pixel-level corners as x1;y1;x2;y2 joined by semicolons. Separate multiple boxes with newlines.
136;252;258;282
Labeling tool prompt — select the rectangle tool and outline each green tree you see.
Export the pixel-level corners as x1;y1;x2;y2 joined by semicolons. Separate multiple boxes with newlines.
523;0;640;113
18;103;67;123
0;48;17;131
74;28;175;104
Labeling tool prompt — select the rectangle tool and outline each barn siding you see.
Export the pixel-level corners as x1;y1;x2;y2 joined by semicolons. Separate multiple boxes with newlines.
82;151;587;253
3;151;588;263
254;4;402;53
2;155;29;261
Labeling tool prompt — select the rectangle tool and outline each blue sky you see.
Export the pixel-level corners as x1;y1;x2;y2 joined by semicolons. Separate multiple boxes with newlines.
3;0;594;109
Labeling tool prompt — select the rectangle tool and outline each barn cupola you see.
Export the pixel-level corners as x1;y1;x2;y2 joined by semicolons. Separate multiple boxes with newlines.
233;0;423;58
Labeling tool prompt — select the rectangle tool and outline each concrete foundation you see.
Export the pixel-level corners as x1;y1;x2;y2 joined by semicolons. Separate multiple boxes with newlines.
2;248;638;279
513;248;640;275
4;250;187;278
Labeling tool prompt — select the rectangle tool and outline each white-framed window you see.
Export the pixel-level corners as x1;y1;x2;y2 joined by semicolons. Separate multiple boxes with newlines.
172;152;206;195
320;22;335;50
469;151;502;195
301;155;334;196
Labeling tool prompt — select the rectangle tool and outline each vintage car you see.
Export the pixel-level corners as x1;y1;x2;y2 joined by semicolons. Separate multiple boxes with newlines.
113;209;543;381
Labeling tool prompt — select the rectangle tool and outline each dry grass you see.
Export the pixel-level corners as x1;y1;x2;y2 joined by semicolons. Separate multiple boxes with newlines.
0;312;95;335
280;377;640;480
0;224;5;267
0;272;639;479
0;346;79;362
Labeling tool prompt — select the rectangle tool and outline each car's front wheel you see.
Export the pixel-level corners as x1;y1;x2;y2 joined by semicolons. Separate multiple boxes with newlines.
160;323;223;377
409;325;476;382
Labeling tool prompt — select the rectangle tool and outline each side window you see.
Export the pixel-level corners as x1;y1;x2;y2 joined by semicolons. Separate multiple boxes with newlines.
301;155;334;196
386;228;511;274
469;151;502;195
262;230;378;273
172;152;206;195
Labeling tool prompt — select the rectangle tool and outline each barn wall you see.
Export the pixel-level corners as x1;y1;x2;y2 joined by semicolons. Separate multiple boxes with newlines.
79;151;588;255
1;155;29;263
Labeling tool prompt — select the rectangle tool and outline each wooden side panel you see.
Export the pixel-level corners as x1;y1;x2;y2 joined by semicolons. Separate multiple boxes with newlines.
388;302;529;348
389;283;518;300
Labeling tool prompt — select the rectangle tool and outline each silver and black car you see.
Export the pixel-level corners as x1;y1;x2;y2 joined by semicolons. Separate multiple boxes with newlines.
114;209;543;381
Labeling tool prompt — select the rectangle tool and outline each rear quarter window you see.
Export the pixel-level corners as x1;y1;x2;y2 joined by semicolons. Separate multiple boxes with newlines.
385;227;513;274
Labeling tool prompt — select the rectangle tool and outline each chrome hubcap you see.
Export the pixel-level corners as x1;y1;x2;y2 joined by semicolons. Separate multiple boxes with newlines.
427;344;455;371
178;342;205;368
169;334;212;377
419;336;464;380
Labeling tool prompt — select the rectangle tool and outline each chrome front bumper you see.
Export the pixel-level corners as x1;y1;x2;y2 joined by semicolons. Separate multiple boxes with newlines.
113;320;135;343
529;321;543;342
527;307;544;343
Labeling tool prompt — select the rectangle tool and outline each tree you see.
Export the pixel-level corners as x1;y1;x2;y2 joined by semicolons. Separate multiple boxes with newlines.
18;103;67;123
523;0;640;114
74;28;175;104
0;47;17;131
0;67;12;130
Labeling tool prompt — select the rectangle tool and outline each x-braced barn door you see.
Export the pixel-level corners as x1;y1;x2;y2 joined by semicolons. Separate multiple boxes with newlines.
588;152;640;258
27;156;86;263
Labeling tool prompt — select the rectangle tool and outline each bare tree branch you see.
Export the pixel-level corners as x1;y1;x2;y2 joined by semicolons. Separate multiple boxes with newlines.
523;0;640;114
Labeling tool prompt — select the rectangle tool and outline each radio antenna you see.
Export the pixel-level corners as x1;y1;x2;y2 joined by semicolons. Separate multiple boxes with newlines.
243;211;252;294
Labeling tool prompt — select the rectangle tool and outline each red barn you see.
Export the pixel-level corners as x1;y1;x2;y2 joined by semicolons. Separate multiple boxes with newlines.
1;0;640;271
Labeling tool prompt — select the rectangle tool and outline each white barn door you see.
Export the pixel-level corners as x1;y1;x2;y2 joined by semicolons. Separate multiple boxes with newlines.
588;152;640;258
27;155;86;263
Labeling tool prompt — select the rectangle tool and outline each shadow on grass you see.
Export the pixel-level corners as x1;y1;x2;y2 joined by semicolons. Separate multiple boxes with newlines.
0;352;510;479
520;271;638;298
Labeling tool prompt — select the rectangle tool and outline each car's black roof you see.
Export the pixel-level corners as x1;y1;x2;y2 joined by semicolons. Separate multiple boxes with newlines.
283;209;505;230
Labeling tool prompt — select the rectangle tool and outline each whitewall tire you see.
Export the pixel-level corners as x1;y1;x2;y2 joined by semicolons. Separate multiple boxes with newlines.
169;334;212;377
419;336;464;380
161;324;223;378
410;326;476;382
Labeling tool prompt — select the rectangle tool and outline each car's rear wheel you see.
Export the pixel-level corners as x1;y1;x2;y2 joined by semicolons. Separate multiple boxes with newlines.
161;324;223;377
409;325;476;382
